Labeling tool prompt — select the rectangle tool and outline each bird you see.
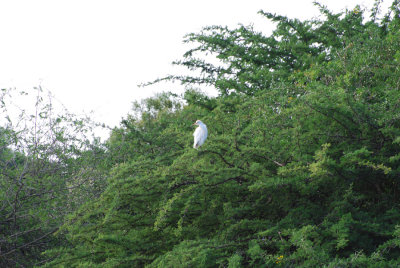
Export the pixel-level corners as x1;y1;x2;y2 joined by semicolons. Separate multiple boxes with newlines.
193;120;207;149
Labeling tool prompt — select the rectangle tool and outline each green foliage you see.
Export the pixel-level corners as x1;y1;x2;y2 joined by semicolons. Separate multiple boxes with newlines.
0;87;107;267
40;1;400;267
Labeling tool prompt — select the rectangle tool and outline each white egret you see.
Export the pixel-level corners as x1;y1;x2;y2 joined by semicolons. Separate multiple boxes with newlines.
193;120;207;149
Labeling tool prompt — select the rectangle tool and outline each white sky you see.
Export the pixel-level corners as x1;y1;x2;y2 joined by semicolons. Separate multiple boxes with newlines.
0;0;391;131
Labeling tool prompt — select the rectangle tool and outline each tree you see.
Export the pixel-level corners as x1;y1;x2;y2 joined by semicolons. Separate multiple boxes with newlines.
0;87;107;267
46;1;400;267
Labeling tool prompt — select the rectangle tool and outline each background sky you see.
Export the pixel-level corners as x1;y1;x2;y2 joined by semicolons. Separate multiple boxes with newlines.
0;0;392;133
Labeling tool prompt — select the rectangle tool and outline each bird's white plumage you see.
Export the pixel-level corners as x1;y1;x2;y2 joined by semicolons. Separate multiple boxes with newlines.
193;120;207;149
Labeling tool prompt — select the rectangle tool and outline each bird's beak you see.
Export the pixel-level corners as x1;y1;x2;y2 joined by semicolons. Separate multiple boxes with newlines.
192;123;197;126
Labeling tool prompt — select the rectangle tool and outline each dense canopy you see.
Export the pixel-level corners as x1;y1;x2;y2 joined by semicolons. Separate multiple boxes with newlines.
1;1;400;267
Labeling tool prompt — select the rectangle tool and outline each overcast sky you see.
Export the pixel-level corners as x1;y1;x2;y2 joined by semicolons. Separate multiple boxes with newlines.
0;0;391;130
